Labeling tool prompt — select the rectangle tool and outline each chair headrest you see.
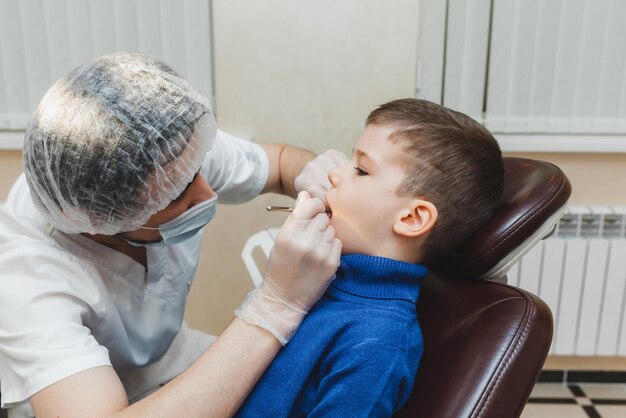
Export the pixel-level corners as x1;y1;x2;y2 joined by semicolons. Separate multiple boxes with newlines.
431;157;572;280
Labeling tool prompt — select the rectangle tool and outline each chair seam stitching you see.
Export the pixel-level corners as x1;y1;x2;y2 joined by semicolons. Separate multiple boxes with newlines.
473;291;534;417
461;177;567;263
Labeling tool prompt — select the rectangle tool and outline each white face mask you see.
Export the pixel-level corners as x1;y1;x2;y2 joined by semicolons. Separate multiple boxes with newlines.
119;195;218;247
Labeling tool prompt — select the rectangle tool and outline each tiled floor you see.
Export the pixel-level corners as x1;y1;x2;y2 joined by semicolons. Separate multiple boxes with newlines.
522;383;626;418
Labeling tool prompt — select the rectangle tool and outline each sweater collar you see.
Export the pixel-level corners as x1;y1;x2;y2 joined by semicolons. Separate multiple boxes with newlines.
330;254;428;302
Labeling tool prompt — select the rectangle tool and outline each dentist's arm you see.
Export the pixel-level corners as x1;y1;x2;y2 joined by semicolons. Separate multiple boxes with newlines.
260;144;348;202
31;319;281;418
260;144;315;197
31;194;341;418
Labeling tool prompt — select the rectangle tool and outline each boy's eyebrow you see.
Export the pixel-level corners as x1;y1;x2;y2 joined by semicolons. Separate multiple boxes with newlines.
353;148;377;168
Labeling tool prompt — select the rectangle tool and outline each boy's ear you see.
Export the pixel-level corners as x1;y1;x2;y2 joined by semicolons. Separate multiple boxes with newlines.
393;199;438;238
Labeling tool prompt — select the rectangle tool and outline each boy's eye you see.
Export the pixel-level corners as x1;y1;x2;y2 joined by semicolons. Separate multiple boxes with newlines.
353;166;369;176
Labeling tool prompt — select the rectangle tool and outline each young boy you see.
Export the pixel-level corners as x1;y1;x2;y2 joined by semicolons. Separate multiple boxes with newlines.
235;99;504;417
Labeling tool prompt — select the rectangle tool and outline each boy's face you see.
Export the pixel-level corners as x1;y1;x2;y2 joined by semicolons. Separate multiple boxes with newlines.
326;124;412;255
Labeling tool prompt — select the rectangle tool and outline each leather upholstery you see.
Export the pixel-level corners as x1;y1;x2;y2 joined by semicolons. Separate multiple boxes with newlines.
396;275;553;418
432;157;572;280
396;157;571;418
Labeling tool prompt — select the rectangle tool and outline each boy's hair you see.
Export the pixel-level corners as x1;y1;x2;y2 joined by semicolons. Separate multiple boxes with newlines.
366;98;504;261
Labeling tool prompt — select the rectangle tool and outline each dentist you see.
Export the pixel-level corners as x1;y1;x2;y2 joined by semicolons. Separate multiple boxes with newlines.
0;53;346;418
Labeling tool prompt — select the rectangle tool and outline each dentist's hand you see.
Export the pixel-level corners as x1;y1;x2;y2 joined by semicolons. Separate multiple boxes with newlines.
235;192;341;345
294;149;349;205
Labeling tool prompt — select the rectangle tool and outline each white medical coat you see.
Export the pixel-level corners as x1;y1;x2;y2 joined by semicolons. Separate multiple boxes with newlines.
0;130;269;417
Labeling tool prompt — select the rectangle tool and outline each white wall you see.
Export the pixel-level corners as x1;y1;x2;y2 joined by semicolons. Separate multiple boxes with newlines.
212;0;420;153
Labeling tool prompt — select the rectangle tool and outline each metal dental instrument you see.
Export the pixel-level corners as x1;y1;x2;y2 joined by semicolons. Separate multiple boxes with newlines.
266;206;332;214
266;206;294;212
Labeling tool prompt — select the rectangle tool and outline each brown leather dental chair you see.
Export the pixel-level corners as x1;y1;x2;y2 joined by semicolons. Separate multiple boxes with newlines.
396;157;572;418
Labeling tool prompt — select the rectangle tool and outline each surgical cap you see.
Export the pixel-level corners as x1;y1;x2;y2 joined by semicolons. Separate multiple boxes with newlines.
23;52;216;235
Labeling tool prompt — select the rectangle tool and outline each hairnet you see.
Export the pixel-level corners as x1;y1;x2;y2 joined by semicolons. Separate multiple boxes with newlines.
23;53;216;235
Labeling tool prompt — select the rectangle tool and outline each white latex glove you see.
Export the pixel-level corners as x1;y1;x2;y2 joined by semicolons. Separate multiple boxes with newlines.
294;149;349;205
235;191;342;345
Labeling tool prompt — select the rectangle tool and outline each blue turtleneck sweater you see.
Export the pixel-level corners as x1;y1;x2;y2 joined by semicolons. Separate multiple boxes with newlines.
236;254;428;417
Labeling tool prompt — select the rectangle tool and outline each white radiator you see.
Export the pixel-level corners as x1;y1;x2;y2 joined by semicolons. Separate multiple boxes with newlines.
509;205;626;356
